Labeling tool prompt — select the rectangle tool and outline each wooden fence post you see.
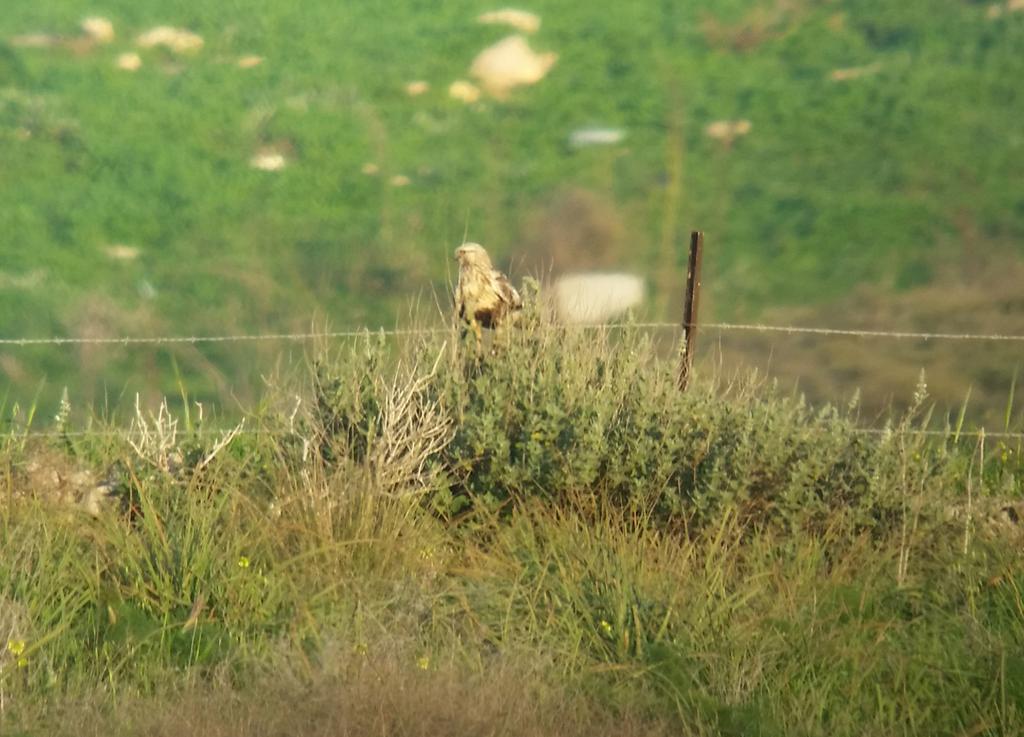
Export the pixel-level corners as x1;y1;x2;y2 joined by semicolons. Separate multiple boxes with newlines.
678;230;704;391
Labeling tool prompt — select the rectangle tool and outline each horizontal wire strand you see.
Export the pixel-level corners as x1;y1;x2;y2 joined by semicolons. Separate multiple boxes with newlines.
0;322;1022;346
0;322;1019;440
9;427;1022;441
703;323;1024;342
0;327;448;346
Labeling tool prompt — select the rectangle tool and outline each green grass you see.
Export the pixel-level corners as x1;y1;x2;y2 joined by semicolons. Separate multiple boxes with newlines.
1;322;1022;735
0;0;1023;410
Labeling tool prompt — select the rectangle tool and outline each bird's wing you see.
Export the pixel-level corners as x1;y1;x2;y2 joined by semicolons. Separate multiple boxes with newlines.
492;270;522;309
454;278;466;319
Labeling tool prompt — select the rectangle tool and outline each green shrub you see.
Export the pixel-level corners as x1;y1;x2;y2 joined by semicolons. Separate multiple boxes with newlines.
310;322;969;533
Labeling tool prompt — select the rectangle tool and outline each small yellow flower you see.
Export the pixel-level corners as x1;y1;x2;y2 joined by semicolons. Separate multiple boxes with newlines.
6;640;26;657
599;620;613;636
237;556;250;569
17;657;28;668
416;655;430;670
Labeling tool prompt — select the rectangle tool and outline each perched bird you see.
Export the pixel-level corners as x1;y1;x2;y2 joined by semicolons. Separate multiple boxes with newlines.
454;242;522;348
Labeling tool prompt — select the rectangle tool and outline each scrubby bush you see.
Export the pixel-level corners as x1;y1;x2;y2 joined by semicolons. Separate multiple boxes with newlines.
309;321;979;534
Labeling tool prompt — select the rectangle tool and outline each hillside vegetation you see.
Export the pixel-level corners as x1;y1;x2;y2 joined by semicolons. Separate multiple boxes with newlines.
0;0;1023;411
1;324;1023;736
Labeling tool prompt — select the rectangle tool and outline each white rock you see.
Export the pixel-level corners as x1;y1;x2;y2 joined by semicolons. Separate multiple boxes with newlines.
136;26;204;53
116;52;142;71
81;16;115;44
830;62;881;82
9;34;59;48
105;244;139;261
470;35;557;98
250;151;287;171
552;273;645;324
705;119;752;145
569;127;626;148
477;8;541;34
0;269;45;289
449;79;481;103
405;80;430;96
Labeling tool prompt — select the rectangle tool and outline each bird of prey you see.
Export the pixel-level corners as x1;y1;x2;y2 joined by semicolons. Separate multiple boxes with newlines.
454;242;522;349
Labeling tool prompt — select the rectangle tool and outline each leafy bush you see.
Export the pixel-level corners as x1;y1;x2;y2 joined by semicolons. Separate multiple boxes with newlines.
309;321;978;534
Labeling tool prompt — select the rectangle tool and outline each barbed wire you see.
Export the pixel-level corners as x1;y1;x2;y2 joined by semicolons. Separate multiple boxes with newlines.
849;428;1024;440
0;322;1020;441
8;426;1022;441
0;322;1022;347
8;427;270;439
0;323;676;346
702;323;1024;342
0;327;447;347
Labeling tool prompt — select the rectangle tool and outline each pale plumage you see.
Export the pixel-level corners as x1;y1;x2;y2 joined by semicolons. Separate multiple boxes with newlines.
454;243;522;346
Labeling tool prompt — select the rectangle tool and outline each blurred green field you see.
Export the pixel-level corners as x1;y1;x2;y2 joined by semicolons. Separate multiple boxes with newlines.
1;0;1023;414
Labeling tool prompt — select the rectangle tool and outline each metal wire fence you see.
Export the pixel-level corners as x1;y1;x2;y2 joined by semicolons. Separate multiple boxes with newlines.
0;321;1022;346
1;319;1021;440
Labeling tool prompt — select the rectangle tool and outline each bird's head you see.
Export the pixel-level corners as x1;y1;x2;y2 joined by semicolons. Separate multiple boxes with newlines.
454;242;493;270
